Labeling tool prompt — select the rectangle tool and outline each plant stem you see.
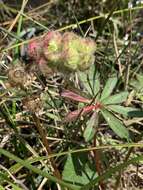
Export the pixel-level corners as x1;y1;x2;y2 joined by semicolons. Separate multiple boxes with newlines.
93;112;105;190
32;113;61;179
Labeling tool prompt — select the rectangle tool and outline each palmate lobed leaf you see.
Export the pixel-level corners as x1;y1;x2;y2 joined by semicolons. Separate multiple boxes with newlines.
78;65;100;97
107;105;143;117
101;91;128;105
62;153;97;187
78;71;93;96
87;65;100;96
101;109;130;140
64;105;97;123
100;77;118;101
83;112;97;142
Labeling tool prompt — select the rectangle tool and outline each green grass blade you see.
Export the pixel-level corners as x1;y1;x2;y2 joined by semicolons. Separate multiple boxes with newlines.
0;172;22;190
88;65;100;96
58;6;143;32
0;148;79;190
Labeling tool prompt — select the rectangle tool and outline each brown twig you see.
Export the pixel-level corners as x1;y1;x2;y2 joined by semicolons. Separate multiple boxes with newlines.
92;112;106;190
32;113;61;179
124;7;133;90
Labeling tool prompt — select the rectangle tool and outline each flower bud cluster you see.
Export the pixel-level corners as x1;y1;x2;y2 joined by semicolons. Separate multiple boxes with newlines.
27;31;96;74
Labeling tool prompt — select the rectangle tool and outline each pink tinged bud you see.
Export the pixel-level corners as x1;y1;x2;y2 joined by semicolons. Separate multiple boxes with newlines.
43;31;62;67
26;31;96;74
43;31;62;47
82;38;96;54
27;39;43;61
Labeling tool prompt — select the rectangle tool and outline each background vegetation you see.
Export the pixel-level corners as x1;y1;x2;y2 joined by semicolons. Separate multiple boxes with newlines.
0;0;143;189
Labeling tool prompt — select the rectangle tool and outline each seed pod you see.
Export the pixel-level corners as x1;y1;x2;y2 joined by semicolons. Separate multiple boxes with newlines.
7;65;26;87
7;64;36;88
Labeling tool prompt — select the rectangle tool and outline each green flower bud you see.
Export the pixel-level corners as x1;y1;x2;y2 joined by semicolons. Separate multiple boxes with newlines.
61;32;96;72
77;38;96;71
63;48;79;71
61;32;82;71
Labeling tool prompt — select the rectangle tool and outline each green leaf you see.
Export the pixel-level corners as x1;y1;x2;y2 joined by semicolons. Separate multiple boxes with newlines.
130;73;143;91
107;105;143;117
45;112;60;121
78;65;100;96
101;109;130;140
93;74;100;97
87;65;100;96
100;77;118;100
11;184;22;190
83;113;96;142
101;92;128;105
0;185;5;190
0;172;22;190
62;153;97;187
78;71;93;96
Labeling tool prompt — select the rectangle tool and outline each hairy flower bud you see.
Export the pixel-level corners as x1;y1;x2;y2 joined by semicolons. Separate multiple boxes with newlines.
77;38;96;71
61;32;81;71
27;39;43;61
26;31;96;75
61;32;96;72
43;31;62;67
